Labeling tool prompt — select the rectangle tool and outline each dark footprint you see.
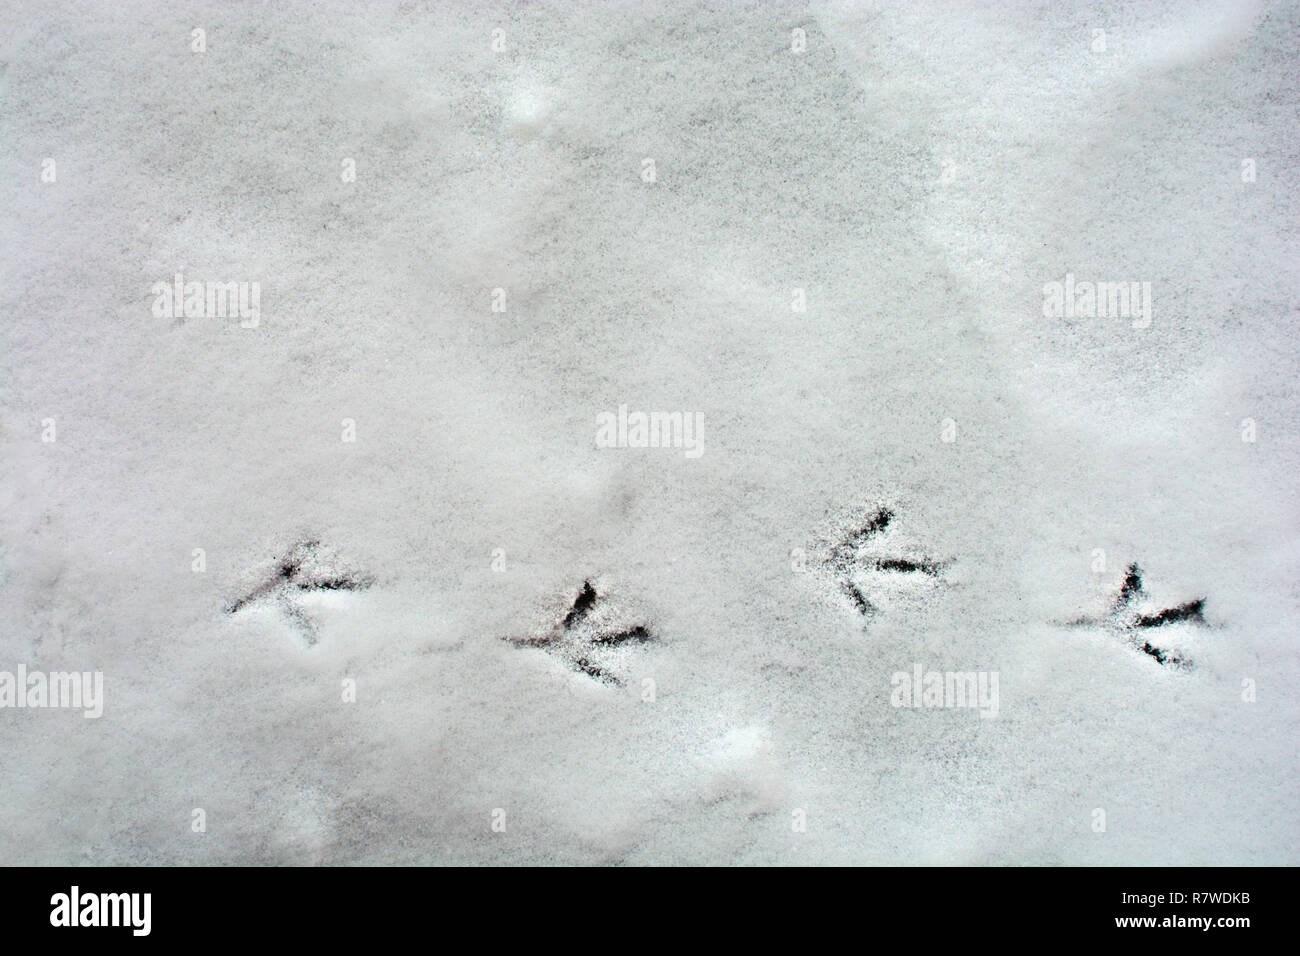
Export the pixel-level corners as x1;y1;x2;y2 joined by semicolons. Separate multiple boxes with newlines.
561;580;598;630
1135;600;1206;629
507;579;655;685
824;506;949;619
226;539;374;644
593;625;652;646
1067;563;1205;668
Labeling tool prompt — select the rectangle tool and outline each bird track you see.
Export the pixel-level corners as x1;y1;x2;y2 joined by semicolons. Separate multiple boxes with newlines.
824;506;950;619
506;579;655;686
224;529;1209;681
1065;562;1206;668
225;539;374;645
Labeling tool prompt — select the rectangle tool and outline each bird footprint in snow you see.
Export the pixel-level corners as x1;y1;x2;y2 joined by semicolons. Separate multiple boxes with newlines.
1065;562;1206;668
823;506;949;618
506;579;655;685
226;539;374;645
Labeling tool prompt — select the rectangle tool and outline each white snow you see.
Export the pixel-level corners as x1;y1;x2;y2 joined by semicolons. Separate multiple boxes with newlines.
1;0;1297;864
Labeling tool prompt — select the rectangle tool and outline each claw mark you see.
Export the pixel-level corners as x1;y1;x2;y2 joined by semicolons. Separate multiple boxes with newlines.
1138;641;1190;667
574;657;613;682
593;625;652;646
226;540;373;645
844;583;875;616
562;580;599;630
277;598;320;643
507;579;654;685
1069;563;1205;668
1113;563;1144;612
873;558;943;576
1135;600;1205;629
829;507;894;573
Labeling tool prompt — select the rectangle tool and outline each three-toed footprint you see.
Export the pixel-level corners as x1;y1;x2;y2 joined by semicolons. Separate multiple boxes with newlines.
1065;562;1207;669
820;505;950;620
505;578;656;686
225;539;375;646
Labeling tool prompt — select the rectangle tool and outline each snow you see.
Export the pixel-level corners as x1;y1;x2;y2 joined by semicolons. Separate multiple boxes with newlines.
1;0;1297;864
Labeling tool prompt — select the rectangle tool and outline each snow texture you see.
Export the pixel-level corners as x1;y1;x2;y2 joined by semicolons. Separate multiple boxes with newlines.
1;0;1297;864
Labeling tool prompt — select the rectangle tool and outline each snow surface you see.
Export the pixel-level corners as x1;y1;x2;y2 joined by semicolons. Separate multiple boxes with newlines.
1;0;1297;864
